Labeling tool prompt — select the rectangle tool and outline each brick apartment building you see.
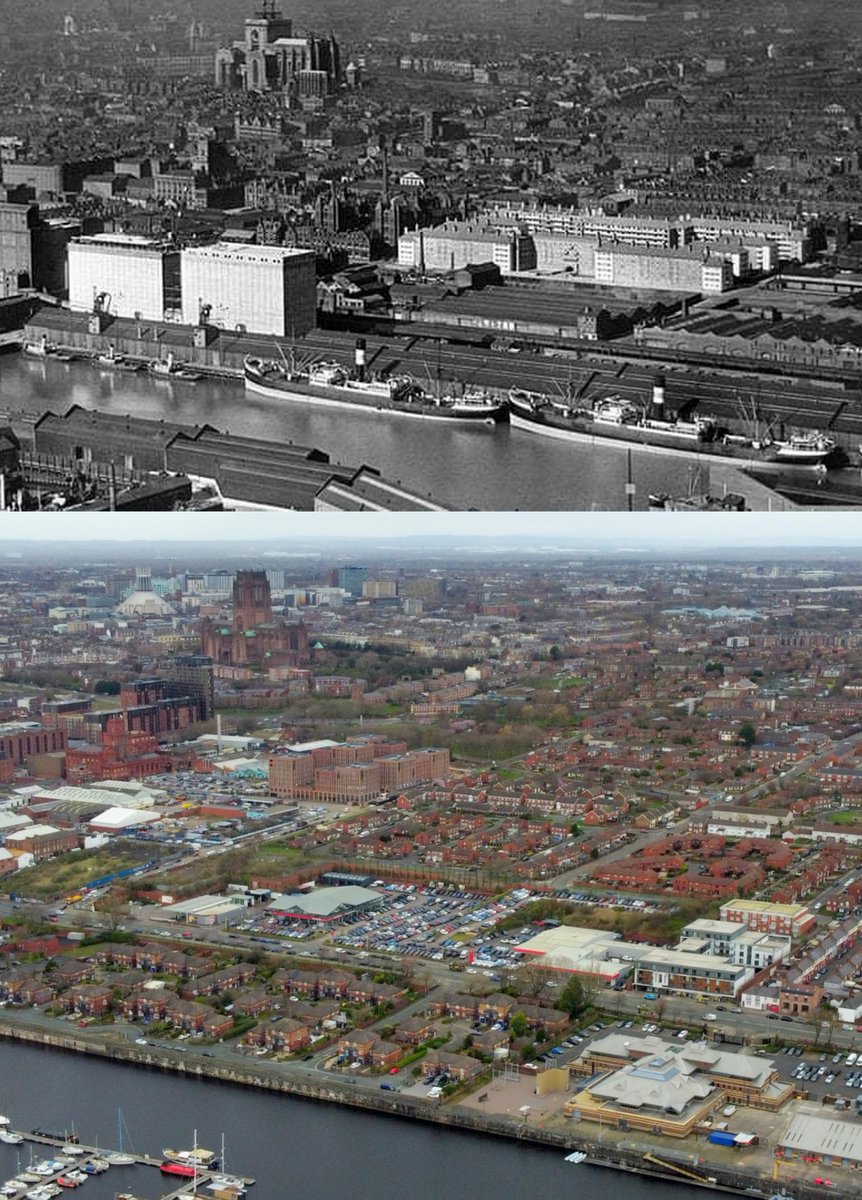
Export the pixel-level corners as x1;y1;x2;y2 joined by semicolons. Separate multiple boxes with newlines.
719;900;815;939
269;737;450;803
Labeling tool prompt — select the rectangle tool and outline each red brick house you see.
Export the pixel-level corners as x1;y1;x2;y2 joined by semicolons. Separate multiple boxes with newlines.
249;1016;311;1053
165;998;210;1032
203;1012;235;1038
395;1016;436;1045
67;984;113;1016
338;1030;376;1062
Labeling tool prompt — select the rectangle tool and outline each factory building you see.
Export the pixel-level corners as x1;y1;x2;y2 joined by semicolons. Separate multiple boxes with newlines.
179;242;316;336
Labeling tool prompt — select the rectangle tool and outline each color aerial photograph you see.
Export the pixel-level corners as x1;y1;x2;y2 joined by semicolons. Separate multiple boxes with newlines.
0;0;858;510
0;510;861;1199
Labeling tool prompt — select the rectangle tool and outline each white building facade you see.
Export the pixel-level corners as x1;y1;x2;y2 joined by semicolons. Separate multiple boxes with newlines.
180;242;316;336
68;235;177;321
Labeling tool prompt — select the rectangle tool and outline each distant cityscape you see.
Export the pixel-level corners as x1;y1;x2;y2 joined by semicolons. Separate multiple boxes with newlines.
0;0;856;509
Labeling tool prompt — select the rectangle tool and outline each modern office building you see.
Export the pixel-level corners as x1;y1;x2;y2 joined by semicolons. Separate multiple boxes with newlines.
179;242;316;336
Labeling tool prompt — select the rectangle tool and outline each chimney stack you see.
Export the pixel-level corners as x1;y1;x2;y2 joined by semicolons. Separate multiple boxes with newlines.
652;374;666;415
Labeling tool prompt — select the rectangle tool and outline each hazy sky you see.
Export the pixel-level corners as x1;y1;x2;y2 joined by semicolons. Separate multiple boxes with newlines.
0;511;859;545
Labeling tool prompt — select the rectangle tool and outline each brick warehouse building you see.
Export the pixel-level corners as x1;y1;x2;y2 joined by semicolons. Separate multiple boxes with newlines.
0;722;66;764
65;717;172;784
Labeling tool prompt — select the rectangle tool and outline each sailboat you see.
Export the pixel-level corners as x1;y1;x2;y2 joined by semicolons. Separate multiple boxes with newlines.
0;1115;21;1144
105;1109;136;1165
206;1135;246;1195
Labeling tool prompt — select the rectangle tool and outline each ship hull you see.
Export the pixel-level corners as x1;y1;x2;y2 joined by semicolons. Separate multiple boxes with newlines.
508;404;837;470
244;365;505;425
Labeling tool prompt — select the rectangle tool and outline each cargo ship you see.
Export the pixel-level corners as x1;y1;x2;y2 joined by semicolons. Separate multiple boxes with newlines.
507;378;841;469
244;339;506;425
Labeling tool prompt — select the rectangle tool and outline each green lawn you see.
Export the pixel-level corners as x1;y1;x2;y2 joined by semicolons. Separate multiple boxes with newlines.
825;810;862;825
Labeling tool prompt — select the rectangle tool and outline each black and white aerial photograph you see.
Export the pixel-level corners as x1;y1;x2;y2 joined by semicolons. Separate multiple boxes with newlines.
0;0;859;509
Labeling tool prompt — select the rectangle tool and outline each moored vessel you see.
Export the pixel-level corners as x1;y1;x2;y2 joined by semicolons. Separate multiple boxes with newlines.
160;1162;198;1179
149;353;202;383
507;377;841;470
244;339;506;425
162;1146;218;1168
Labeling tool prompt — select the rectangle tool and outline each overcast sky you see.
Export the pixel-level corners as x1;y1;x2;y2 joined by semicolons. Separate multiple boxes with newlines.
0;511;859;546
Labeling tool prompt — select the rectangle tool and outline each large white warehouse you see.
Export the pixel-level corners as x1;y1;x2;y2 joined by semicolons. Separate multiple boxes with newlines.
180;242;316;336
68;234;179;321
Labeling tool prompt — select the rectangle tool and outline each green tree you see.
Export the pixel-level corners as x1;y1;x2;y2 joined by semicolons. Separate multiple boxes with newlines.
738;722;757;749
510;1011;529;1038
549;645;563;661
559;976;587;1017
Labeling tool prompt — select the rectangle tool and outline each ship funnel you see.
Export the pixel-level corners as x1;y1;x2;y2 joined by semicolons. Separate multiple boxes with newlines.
355;338;366;381
652;374;666;413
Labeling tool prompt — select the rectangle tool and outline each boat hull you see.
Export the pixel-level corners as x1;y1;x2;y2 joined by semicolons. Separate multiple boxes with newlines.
244;366;505;425
160;1162;197;1178
508;404;838;471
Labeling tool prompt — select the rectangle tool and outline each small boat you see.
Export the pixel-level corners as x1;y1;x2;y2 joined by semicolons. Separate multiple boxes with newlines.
52;350;78;362
564;1150;587;1163
60;1148;84;1158
106;1108;135;1165
31;1131;78;1145
23;336;54;358
55;1180;80;1191
160;1162;197;1178
0;1130;23;1144
94;347;143;372
148;353;201;383
163;1147;218;1168
206;1178;246;1196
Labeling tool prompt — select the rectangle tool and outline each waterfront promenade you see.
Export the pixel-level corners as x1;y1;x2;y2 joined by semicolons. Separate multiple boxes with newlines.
0;1013;838;1200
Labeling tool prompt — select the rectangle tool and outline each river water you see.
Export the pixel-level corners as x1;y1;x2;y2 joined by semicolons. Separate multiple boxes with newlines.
0;353;700;510
0;1041;670;1200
